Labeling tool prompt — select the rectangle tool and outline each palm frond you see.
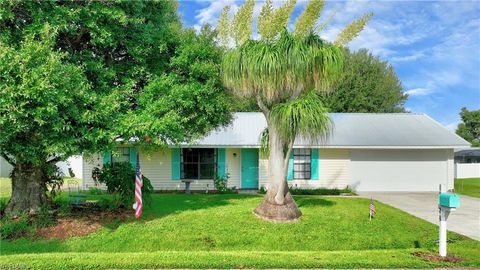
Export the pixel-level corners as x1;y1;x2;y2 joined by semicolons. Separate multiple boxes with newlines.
269;91;333;144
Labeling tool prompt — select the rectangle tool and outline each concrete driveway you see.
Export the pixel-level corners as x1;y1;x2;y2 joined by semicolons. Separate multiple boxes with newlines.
358;192;480;240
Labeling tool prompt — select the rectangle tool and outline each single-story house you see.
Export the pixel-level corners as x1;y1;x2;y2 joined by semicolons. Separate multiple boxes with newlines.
82;113;470;192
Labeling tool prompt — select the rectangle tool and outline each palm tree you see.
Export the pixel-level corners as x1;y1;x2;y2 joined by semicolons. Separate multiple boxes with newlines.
219;0;372;221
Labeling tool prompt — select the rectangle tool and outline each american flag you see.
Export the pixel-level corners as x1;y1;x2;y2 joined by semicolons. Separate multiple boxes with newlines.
132;153;143;219
369;197;376;220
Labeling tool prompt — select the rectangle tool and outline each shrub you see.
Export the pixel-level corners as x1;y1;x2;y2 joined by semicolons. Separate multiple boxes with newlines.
289;187;354;195
0;213;30;239
0;198;8;216
88;187;104;195
93;162;153;207
213;174;236;194
35;205;54;228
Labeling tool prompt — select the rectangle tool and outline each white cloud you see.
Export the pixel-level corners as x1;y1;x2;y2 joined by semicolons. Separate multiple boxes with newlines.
405;87;432;96
391;51;425;62
444;120;460;133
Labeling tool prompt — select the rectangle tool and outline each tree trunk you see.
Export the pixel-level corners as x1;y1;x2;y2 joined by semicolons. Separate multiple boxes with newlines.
254;124;302;222
6;162;47;215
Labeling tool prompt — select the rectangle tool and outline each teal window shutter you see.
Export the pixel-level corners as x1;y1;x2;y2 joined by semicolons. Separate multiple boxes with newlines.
311;149;319;180
103;152;112;165
217;148;226;179
129;148;138;168
287;151;294;181
171;148;181;180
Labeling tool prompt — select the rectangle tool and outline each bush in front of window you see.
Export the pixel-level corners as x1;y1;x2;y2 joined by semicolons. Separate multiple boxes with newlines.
213;174;236;194
93;162;153;207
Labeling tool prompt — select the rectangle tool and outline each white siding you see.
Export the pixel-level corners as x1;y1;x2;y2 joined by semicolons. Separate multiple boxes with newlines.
82;154;104;189
259;158;269;189
141;149;241;191
259;148;351;190
318;149;350;188
226;148;241;189
350;149;449;192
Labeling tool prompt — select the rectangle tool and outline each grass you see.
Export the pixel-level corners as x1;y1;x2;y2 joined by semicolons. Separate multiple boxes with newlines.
0;191;479;269
0;177;11;198
455;178;480;198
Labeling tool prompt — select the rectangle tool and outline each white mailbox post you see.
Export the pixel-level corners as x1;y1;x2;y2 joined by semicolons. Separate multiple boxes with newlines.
438;184;460;257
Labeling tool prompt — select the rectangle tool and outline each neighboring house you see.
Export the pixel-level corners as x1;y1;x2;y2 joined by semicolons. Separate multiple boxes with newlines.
82;113;469;192
454;148;480;178
0;156;13;178
0;156;83;179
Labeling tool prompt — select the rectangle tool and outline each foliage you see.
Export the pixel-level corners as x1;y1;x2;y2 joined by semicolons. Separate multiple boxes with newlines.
321;48;407;112
288;187;354;195
270;92;332;144
35;205;54;228
0;26;107;166
1;194;479;268
94;162;153;207
0;197;7;216
454;178;480;198
232;48;407;113
213;174;235;194
97;196;121;211
222;31;343;103
0;212;30;239
88;187;105;196
456;108;480;147
0;1;231;212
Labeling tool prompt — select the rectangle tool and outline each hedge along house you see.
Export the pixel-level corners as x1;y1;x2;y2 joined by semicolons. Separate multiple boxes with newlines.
82;113;469;192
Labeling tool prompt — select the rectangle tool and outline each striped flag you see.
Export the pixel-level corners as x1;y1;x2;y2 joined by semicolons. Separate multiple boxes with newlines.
132;153;143;219
369;197;376;220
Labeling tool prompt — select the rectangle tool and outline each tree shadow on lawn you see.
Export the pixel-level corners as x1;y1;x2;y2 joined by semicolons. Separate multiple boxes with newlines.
295;196;336;208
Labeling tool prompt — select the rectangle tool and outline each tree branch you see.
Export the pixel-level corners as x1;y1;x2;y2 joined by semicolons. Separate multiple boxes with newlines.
256;94;270;117
0;152;15;166
47;156;63;164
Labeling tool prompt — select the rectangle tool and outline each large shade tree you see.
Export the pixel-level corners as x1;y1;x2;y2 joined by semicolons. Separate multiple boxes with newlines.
218;0;371;221
0;1;231;213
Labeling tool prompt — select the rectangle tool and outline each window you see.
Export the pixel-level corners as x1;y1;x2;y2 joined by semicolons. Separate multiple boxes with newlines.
181;148;215;179
112;147;130;164
293;148;311;180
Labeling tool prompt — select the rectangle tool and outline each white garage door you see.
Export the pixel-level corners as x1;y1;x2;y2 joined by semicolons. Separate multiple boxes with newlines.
350;149;452;192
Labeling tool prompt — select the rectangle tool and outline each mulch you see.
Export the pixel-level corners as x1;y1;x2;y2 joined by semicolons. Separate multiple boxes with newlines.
412;251;463;263
36;208;131;240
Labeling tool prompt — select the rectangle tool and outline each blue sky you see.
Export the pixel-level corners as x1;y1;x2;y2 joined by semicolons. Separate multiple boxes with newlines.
178;0;480;131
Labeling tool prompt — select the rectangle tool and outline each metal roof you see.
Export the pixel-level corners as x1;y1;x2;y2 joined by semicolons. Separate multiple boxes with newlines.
189;112;470;149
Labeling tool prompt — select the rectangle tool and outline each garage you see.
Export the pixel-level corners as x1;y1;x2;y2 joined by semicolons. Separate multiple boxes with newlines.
350;149;454;192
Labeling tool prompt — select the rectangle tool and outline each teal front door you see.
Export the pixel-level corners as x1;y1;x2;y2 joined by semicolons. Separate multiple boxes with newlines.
241;149;259;189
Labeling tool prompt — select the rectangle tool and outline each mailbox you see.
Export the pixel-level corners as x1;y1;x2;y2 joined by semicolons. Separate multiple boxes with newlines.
438;193;460;208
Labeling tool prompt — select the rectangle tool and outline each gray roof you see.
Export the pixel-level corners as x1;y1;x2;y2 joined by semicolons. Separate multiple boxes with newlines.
190;112;470;149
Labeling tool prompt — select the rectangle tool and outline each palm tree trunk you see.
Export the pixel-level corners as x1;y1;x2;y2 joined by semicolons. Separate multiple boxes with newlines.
254;123;302;222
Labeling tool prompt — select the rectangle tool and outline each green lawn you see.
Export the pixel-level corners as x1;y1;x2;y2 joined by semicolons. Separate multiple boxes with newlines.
455;178;480;198
0;177;11;198
1;192;479;269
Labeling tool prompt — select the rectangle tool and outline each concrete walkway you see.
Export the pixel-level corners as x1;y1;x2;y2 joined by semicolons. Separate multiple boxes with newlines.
358;192;480;240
